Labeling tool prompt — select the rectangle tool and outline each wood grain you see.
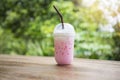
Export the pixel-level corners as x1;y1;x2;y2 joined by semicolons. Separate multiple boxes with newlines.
0;55;120;80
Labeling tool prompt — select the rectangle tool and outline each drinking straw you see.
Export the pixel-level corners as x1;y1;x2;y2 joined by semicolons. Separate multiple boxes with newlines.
53;5;64;29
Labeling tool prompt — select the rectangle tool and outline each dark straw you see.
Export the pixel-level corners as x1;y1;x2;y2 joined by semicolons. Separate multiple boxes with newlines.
53;5;64;29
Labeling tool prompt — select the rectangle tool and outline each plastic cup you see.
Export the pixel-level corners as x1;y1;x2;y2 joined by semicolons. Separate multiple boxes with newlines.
53;23;75;65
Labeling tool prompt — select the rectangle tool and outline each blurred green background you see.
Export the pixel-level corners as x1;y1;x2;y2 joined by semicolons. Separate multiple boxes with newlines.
0;0;120;60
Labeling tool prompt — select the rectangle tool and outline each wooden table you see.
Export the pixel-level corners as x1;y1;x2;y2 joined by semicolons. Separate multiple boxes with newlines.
0;55;120;80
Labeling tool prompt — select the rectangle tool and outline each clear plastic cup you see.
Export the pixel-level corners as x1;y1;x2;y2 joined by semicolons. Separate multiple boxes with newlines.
53;23;75;65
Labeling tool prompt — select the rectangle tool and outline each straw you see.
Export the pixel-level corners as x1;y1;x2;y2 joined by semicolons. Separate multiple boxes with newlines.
53;5;64;29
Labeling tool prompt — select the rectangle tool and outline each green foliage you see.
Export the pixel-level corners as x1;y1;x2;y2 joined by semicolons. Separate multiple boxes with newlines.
111;23;120;60
0;0;118;60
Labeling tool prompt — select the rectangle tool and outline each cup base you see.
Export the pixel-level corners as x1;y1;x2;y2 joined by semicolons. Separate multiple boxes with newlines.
56;63;71;66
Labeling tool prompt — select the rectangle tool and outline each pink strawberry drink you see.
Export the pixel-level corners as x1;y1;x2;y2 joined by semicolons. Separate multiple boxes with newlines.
54;23;75;65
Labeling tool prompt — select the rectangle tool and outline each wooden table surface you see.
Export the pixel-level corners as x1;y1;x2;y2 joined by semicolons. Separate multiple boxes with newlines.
0;55;120;80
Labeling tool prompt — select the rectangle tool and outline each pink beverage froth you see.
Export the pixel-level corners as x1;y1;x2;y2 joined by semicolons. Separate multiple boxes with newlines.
54;36;74;64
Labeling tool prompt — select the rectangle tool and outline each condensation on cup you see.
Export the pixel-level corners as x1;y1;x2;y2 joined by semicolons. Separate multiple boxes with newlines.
53;23;75;65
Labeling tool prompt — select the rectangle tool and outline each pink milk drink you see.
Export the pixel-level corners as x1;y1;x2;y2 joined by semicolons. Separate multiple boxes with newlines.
54;23;75;65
